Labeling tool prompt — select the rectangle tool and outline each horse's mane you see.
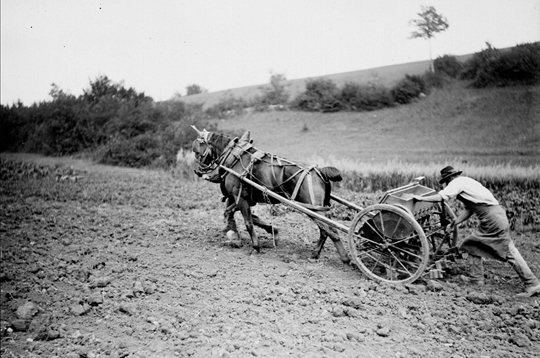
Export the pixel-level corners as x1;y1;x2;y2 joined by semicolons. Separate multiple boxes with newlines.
209;133;233;153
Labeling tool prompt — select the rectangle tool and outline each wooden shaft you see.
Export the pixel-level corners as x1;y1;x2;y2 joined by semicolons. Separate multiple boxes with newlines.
219;165;350;233
330;194;364;212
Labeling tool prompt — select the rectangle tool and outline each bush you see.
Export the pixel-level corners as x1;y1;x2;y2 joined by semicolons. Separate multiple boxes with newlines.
2;76;210;170
391;75;427;104
422;71;450;89
0;103;26;151
339;82;393;111
205;92;250;118
253;73;290;110
460;42;540;87
292;78;342;112
434;55;463;78
97;134;162;168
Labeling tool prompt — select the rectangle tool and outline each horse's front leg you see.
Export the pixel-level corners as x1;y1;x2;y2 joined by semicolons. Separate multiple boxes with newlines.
237;198;259;253
223;197;242;247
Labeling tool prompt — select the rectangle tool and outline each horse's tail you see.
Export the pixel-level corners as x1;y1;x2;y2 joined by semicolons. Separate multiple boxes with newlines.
318;166;342;182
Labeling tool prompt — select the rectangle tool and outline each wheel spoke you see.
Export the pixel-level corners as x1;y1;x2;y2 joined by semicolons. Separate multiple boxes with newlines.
362;219;385;241
377;212;386;238
388;250;415;277
389;215;402;239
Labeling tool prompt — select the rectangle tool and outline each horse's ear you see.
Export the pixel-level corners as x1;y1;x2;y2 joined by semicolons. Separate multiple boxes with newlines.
239;131;250;142
191;125;202;136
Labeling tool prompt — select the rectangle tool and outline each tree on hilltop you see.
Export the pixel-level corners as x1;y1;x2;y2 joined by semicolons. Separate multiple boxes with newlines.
256;73;289;107
409;5;449;72
186;84;207;96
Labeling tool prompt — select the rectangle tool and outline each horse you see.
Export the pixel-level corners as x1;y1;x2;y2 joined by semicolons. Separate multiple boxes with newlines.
191;126;350;264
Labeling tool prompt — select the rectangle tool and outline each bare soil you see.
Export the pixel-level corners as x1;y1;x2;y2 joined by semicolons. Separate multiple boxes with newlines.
1;154;539;358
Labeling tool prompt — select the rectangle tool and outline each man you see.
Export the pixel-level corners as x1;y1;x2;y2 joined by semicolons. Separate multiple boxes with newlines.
412;166;540;297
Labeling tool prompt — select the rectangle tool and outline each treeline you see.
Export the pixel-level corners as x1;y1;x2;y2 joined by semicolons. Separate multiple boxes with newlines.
1;77;214;168
205;42;540;115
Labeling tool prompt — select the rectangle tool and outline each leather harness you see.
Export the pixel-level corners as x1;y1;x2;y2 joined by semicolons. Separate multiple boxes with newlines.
197;134;329;210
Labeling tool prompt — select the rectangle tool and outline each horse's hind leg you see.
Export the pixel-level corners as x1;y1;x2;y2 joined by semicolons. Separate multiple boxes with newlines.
252;214;280;246
313;219;350;264
237;199;260;253
312;230;328;260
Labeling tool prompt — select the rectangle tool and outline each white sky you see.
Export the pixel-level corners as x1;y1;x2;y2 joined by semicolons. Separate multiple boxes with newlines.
2;0;539;105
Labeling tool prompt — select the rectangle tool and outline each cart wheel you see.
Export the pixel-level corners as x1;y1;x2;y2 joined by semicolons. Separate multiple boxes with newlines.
348;204;429;284
416;202;459;263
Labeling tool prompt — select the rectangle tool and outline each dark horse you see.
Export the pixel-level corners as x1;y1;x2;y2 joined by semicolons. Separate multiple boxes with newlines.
191;127;350;264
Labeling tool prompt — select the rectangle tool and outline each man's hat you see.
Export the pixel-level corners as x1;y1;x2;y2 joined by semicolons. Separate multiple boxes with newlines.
439;166;462;184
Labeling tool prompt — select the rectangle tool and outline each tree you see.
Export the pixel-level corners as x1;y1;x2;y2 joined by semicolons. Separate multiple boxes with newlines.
409;6;449;72
256;73;289;107
186;84;206;96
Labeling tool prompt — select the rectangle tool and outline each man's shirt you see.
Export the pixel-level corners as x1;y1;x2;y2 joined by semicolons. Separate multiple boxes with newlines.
439;176;499;206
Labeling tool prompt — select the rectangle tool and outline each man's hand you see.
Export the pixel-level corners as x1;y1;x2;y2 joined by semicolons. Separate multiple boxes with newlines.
411;195;423;202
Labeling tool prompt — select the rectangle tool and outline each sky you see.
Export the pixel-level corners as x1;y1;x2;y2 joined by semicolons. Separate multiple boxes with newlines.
2;0;539;105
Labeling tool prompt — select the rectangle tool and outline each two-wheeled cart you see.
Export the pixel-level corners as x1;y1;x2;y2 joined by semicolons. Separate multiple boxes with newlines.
220;165;460;284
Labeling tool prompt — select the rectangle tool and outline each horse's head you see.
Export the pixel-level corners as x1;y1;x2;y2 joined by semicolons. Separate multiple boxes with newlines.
191;126;218;175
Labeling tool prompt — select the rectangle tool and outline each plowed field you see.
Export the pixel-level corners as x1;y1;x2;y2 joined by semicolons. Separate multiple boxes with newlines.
1;154;539;358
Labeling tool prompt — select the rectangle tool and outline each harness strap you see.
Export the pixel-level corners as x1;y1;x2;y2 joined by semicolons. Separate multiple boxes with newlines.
291;166;318;203
240;150;265;179
307;172;316;206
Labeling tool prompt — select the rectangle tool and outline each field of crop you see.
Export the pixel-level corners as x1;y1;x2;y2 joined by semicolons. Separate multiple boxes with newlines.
1;154;540;358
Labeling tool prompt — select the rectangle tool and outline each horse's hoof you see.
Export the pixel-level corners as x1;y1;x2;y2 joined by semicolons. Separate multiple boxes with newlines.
272;232;280;246
340;254;351;265
225;240;243;248
225;230;242;248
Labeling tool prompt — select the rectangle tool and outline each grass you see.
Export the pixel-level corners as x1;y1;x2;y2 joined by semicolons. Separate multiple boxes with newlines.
212;81;540;168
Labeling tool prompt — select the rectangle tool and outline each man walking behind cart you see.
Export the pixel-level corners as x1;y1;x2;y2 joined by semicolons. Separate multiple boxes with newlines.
412;166;540;297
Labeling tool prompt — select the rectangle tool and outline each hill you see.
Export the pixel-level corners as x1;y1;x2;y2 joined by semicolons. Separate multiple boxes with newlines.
179;56;474;109
211;80;540;167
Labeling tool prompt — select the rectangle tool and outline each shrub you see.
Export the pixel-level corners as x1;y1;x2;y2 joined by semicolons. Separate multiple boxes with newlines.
0;103;26;151
253;73;290;110
205;92;250;118
422;71;450;89
97;134;162;168
292;78;342;112
434;55;463;78
2;76;210;170
105;102;163;139
339;82;393;111
391;75;427;104
24;96;90;155
460;42;540;87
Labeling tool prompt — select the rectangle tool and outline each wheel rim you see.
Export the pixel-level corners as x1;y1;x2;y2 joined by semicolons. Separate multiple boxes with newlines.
348;204;429;284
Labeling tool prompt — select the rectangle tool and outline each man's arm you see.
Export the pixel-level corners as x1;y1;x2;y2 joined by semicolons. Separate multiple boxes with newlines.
453;208;473;226
411;194;443;202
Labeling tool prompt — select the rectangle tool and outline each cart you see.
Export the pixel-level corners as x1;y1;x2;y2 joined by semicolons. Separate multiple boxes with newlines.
219;165;460;284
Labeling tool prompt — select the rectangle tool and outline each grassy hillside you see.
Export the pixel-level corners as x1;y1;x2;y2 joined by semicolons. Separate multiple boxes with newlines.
180;57;473;109
211;81;540;167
